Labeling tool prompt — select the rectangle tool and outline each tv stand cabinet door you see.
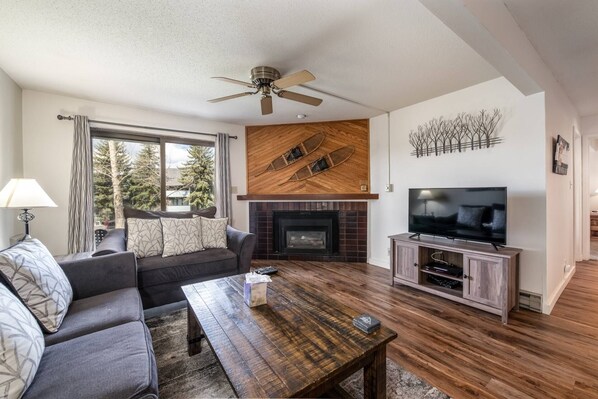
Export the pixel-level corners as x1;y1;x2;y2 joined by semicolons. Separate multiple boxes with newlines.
394;241;419;284
463;254;505;309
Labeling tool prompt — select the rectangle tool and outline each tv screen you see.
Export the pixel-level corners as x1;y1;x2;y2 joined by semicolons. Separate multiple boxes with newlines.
408;187;507;245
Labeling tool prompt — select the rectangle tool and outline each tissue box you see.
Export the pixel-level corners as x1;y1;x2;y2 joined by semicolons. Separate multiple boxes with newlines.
244;282;268;307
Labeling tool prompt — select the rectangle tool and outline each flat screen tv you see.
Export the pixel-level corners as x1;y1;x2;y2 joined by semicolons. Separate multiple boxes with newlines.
408;187;507;245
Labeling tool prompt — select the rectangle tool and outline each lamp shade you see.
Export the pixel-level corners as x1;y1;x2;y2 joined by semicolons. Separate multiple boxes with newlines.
0;179;57;208
417;190;434;200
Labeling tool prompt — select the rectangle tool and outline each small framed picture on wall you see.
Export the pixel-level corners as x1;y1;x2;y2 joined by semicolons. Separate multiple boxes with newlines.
553;134;570;175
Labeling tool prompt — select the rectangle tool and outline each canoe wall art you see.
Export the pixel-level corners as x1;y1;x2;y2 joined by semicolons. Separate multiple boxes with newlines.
246;119;370;194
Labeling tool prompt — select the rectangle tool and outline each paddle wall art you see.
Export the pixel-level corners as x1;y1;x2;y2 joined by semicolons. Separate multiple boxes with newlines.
246;119;369;194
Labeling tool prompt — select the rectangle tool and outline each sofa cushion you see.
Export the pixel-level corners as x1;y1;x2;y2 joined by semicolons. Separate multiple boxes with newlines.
200;217;228;249
161;217;204;257
23;321;158;399
127;218;164;258
137;248;237;288
0;238;73;333
0;284;45;399
44;288;143;346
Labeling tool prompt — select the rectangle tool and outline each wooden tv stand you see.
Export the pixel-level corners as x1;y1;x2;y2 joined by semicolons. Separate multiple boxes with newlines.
389;233;521;324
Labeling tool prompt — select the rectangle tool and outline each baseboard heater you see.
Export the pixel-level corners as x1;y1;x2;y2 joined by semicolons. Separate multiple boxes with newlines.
519;291;542;313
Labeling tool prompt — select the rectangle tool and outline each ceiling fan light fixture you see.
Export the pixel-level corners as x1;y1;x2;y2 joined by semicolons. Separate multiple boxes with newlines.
209;66;323;115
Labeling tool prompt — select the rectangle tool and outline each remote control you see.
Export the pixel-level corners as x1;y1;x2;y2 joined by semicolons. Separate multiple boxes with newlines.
255;266;278;275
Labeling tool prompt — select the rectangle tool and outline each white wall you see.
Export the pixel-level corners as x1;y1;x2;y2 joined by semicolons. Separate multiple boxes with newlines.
369;77;546;296
0;68;23;248
588;146;598;210
544;90;579;313
22;90;247;255
420;0;581;313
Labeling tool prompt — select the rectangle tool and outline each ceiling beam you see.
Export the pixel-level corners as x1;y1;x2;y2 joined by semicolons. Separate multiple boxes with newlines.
419;0;542;96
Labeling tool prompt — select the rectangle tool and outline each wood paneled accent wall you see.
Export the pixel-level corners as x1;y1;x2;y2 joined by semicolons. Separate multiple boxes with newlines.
246;119;369;194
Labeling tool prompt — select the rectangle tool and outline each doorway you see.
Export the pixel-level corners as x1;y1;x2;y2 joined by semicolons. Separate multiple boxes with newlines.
585;134;598;259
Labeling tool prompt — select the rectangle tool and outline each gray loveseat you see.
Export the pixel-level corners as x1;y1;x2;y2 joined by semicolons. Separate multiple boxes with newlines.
3;252;158;399
95;218;256;309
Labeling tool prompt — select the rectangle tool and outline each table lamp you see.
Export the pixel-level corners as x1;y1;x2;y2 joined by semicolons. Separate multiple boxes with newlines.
0;178;57;237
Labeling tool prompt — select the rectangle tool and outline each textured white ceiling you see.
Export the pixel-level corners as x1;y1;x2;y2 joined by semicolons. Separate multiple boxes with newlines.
504;0;598;117
0;0;499;125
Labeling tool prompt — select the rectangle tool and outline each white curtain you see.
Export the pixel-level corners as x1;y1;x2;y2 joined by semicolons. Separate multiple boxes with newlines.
67;115;94;253
215;133;232;222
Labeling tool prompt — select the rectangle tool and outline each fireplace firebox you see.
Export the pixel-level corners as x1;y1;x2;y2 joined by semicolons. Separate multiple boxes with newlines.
273;211;339;255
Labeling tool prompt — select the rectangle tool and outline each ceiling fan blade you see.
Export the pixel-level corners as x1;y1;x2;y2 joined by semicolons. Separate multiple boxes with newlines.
278;90;323;106
207;92;254;103
273;70;315;89
212;76;256;88
261;96;273;115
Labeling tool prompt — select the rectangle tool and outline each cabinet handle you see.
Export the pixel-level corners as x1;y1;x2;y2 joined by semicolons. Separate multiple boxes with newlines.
463;274;469;279
413;263;418;267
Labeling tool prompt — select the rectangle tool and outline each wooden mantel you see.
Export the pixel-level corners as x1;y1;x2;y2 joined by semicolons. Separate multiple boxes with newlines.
237;193;379;201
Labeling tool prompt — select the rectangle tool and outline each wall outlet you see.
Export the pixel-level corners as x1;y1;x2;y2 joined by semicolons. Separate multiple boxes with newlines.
385;184;393;192
564;264;572;274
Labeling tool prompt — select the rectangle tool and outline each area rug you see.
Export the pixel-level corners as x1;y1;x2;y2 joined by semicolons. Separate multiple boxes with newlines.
146;309;449;399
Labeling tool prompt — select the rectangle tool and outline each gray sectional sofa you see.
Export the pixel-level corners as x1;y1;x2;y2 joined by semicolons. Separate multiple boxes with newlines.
11;252;158;399
95;224;256;309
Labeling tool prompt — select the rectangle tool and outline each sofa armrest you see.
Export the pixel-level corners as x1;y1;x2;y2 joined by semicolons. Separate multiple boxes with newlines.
92;228;126;256
58;252;138;300
226;226;256;274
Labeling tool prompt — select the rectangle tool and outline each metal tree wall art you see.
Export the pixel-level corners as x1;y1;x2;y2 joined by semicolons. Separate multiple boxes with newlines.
408;109;503;158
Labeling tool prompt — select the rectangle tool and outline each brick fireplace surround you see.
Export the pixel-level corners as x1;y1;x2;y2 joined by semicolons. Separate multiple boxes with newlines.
249;201;367;262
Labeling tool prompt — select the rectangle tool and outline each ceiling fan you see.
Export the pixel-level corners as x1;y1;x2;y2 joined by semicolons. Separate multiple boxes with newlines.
208;66;323;115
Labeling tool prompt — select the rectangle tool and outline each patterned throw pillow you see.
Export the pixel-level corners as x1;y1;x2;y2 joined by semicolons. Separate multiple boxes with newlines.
0;284;45;399
200;217;228;249
0;239;73;333
127;218;164;258
161;217;204;257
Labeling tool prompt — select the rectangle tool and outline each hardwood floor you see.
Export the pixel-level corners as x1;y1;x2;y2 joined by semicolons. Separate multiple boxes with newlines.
252;259;598;399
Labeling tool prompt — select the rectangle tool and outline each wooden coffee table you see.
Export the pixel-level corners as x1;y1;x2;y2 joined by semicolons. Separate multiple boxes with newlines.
182;274;397;398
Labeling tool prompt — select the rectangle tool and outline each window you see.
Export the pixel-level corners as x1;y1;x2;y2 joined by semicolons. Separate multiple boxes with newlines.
92;130;214;230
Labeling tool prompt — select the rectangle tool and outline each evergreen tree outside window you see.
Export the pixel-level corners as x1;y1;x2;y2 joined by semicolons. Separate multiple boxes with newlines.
169;143;215;211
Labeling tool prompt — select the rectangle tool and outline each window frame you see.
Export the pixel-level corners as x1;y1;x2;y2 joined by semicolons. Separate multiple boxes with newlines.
91;128;215;211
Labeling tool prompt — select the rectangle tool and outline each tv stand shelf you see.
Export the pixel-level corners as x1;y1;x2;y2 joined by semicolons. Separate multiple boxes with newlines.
389;233;522;324
420;267;463;282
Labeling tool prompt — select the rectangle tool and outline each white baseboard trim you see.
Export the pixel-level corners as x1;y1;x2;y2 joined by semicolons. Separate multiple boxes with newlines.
543;265;576;314
368;257;389;269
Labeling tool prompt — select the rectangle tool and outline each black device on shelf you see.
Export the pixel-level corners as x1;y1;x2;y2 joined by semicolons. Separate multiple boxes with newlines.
408;187;507;246
422;262;463;277
426;274;462;290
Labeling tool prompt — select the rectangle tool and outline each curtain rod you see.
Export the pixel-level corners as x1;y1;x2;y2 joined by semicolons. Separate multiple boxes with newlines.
56;115;238;139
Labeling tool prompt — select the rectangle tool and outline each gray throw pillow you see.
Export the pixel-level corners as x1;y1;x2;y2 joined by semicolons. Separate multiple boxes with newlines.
161;217;204;257
0;284;45;398
199;217;228;249
0;238;73;333
127;218;164;258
